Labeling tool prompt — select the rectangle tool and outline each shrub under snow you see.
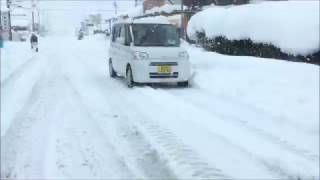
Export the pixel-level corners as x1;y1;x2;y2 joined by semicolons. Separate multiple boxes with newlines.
187;1;320;56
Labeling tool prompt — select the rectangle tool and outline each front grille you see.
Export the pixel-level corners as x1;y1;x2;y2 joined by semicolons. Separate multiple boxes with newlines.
149;62;178;66
149;72;178;79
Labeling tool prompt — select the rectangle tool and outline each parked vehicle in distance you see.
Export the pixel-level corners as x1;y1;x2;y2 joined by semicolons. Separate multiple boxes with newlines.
108;19;191;88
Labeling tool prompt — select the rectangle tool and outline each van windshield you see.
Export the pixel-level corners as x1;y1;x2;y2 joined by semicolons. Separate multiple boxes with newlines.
132;24;180;47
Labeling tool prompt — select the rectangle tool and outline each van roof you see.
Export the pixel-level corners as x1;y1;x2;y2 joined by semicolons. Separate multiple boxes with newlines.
116;16;172;25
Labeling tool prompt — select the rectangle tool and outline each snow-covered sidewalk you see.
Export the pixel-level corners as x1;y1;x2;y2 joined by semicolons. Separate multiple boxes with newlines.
1;35;319;179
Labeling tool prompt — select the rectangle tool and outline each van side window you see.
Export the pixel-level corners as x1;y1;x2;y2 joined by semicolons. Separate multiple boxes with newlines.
112;24;128;45
119;25;125;45
117;26;121;40
112;26;117;42
125;25;132;46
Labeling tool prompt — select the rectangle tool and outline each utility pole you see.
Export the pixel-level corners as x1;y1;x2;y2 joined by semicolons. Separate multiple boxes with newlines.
113;0;118;15
0;0;2;32
37;10;40;33
180;0;184;39
31;0;35;32
7;0;12;41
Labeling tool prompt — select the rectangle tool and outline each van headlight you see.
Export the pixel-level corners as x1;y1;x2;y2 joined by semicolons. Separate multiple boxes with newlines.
133;51;149;60
179;51;189;60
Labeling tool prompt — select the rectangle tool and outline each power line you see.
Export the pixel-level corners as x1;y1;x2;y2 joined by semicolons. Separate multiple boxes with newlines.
1;0;136;1
39;8;125;11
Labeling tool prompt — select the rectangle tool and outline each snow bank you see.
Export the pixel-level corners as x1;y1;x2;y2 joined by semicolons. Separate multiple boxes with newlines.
1;41;48;137
184;43;319;138
187;1;320;56
1;41;33;83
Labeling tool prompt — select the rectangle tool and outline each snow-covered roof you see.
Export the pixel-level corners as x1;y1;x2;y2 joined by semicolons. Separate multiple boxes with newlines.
166;14;182;26
11;8;30;16
119;5;144;18
146;4;185;14
1;4;9;11
187;1;320;56
11;18;30;27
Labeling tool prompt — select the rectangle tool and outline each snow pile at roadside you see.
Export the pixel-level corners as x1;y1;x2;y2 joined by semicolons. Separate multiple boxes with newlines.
146;4;185;14
187;1;320;56
184;43;319;137
1;40;48;137
1;41;34;83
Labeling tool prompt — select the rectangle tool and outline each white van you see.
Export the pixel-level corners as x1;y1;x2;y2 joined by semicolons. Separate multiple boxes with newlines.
108;19;191;88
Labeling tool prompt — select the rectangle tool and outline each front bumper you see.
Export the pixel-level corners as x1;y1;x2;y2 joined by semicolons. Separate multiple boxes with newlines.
131;60;191;83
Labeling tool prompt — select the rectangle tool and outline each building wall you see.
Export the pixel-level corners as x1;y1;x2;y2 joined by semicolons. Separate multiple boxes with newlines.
1;12;10;31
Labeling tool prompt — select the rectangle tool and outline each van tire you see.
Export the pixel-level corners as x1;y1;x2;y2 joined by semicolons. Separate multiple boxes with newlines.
126;66;134;88
178;81;189;87
109;59;117;78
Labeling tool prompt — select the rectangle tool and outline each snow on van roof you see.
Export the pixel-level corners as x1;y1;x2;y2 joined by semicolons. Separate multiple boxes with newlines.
133;16;171;24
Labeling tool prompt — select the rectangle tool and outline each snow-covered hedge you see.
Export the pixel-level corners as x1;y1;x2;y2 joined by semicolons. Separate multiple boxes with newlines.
187;1;320;56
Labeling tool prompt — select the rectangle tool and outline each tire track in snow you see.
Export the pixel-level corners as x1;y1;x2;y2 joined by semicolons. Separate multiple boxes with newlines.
31;48;135;179
71;50;230;179
166;88;319;163
93;80;231;179
63;58;176;179
59;75;134;179
134;118;231;179
137;87;318;179
1;58;60;179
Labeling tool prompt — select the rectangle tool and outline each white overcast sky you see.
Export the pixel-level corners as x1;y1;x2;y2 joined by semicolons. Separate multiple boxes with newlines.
0;0;138;34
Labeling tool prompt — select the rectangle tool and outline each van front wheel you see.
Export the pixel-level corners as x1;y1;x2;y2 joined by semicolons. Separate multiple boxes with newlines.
126;66;134;88
178;81;189;87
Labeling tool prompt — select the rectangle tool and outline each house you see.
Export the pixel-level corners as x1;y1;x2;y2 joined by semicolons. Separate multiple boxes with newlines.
142;0;198;39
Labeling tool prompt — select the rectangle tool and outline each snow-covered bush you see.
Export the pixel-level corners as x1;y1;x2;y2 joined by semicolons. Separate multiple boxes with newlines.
187;1;320;63
197;33;320;64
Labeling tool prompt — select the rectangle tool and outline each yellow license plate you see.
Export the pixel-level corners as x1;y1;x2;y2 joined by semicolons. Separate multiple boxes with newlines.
157;66;172;73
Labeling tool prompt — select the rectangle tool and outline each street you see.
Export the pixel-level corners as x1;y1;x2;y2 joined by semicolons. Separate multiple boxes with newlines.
1;34;319;179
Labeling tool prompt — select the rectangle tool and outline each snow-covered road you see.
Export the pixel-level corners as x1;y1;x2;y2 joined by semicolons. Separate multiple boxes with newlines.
1;35;319;179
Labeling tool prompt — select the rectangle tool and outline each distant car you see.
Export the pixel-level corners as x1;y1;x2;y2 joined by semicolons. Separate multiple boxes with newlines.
108;20;191;88
19;32;28;42
78;31;84;40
